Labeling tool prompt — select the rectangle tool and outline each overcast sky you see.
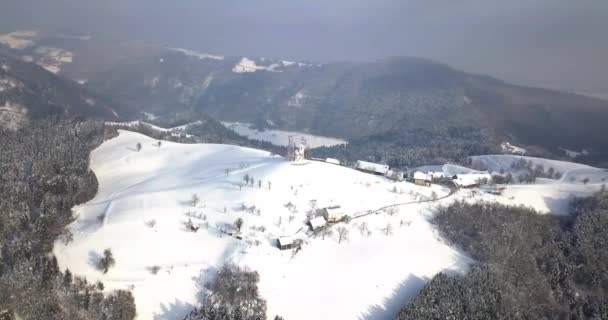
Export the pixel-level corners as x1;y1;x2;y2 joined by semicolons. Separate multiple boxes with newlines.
2;0;607;97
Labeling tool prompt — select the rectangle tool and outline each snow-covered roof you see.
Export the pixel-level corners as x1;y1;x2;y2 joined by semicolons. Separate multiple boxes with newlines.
308;216;326;229
323;206;343;215
278;236;294;246
355;160;389;174
326;158;341;165
453;173;491;187
413;171;431;181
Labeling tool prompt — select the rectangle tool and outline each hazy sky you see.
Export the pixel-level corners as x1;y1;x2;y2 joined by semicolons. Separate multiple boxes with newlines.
2;0;607;96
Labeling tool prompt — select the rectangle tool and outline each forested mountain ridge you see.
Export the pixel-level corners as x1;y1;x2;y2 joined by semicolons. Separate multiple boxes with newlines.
0;48;120;130
62;44;608;164
3;31;608;164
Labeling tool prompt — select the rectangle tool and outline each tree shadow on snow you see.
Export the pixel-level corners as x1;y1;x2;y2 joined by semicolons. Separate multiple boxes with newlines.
153;299;195;320
542;195;570;215
88;250;101;269
358;274;428;320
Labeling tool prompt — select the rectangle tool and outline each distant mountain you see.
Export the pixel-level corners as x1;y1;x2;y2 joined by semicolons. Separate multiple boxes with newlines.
0;48;119;129
4;30;608;165
77;50;608;162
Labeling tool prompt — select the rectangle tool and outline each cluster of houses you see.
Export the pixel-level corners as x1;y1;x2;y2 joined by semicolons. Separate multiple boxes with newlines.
355;160;405;181
277;205;347;250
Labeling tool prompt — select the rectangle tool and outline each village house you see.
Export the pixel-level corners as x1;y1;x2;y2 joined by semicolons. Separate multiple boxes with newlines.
322;206;345;223
413;171;432;186
452;173;492;188
307;216;327;231
277;236;295;250
355;160;389;176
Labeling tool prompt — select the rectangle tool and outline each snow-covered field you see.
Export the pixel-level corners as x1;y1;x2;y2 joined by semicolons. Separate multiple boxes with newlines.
54;130;467;320
222;122;348;148
464;155;607;214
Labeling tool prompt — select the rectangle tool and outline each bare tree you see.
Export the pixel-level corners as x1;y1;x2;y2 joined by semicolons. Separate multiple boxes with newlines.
225;168;231;176
258;180;262;189
337;227;349;244
156;141;162;148
234;217;244;232
321;228;333;240
148;265;161;275
243;174;250;185
358;222;368;235
145;219;156;228
136;142;142;152
267;181;272;190
386;206;397;216
191;193;200;207
383;222;393;236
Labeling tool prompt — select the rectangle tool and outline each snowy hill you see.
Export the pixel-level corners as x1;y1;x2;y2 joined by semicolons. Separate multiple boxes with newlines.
54;130;468;320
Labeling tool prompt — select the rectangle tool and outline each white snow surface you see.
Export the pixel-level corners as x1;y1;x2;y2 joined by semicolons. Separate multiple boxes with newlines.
222;122;347;148
169;47;225;60
54;130;469;320
0;30;37;49
232;57;281;73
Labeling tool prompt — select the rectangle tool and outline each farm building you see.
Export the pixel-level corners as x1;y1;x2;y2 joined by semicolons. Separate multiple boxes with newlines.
452;173;492;188
413;172;432;186
322;206;345;222
308;216;327;231
355;160;389;176
277;236;295;250
325;158;341;165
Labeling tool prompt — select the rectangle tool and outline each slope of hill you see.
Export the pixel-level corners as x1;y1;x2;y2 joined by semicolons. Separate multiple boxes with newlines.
54;130;468;320
0;48;120;129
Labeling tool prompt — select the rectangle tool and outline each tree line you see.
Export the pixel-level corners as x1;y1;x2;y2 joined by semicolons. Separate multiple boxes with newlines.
0;117;135;320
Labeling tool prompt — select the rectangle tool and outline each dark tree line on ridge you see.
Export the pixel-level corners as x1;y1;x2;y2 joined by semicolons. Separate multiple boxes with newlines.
0;118;135;320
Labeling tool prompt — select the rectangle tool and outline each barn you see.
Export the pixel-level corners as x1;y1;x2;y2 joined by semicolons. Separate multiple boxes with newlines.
277;236;295;250
308;216;327;231
413;171;432;186
322;206;345;222
355;160;389;176
452;173;492;188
